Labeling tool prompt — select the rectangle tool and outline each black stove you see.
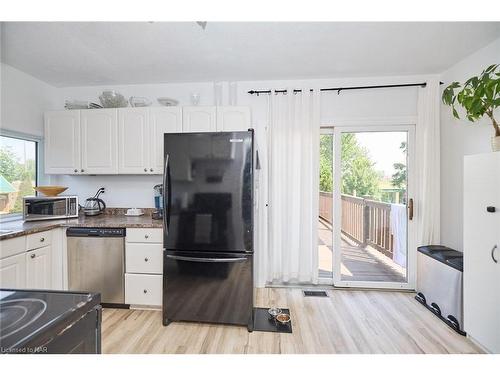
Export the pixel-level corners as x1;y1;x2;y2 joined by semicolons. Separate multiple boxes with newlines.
0;289;101;354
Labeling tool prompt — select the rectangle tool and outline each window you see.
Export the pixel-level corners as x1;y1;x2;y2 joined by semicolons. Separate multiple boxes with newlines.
0;135;38;218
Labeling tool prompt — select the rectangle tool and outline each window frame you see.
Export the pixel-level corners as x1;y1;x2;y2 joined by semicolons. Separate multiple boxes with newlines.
0;130;44;222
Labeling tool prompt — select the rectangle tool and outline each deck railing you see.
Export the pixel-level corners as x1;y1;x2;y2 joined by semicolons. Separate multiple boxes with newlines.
319;192;395;258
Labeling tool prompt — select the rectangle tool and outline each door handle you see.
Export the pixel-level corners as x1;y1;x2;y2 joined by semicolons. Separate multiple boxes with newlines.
163;154;171;235
166;255;247;263
492;245;498;264
408;198;414;221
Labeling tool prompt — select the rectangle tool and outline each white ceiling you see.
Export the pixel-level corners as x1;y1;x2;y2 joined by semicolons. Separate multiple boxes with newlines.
2;22;500;87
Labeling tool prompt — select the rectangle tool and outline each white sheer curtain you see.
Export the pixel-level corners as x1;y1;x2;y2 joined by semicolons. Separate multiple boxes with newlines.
417;78;441;246
267;88;320;284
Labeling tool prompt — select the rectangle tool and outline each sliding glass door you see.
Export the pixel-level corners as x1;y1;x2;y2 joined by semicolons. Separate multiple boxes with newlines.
332;126;416;289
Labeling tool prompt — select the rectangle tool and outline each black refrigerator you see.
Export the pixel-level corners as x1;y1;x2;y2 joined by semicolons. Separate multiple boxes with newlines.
162;130;253;331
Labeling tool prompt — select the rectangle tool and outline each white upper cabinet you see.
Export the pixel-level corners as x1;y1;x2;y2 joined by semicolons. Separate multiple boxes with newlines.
80;109;118;174
44;106;250;175
118;108;150;174
216;106;251;132
45;111;81;174
182;106;217;132
26;246;52;289
150;107;183;174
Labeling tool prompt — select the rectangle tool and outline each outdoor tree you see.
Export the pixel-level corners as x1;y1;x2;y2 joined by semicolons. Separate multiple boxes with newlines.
0;146;24;182
318;133;381;198
391;141;407;189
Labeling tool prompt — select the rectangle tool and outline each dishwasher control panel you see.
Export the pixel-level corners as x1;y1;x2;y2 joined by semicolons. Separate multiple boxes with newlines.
66;227;126;237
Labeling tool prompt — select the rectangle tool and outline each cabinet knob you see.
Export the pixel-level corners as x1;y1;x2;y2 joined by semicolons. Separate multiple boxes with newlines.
144;257;149;262
150;168;153;172
40;237;45;242
143;289;148;294
74;169;78;173
145;234;149;239
144;168;148;172
81;169;84;172
30;253;36;259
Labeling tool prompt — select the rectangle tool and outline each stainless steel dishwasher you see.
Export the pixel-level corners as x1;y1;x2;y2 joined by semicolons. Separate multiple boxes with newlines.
67;227;125;305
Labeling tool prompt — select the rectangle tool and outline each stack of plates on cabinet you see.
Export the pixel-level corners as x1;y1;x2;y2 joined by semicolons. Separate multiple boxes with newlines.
65;100;102;110
157;97;179;106
129;97;152;107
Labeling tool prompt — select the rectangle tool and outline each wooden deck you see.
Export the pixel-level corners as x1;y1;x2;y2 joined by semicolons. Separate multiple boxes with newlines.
318;219;406;282
101;288;482;354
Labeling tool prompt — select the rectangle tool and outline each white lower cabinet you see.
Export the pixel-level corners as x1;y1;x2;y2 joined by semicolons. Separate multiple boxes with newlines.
125;228;163;308
26;245;52;289
125;273;162;306
0;253;27;289
126;243;163;274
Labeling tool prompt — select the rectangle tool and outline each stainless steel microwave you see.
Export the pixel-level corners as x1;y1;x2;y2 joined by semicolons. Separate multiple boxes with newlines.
23;196;79;221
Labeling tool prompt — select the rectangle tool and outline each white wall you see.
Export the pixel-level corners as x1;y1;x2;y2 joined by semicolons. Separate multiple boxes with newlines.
52;75;421;207
1;63;58;136
440;37;500;251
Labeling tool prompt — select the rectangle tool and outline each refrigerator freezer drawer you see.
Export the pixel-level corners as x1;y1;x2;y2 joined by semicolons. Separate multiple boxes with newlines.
163;252;253;327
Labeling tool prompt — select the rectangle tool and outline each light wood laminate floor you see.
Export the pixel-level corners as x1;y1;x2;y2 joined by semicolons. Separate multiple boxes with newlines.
102;288;481;354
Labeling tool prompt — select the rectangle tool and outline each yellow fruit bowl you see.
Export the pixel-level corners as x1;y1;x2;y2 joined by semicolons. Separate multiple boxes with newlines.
34;186;68;197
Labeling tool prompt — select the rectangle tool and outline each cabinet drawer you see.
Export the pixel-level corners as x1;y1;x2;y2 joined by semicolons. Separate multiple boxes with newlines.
27;230;52;250
125;273;162;306
126;228;162;243
0;236;25;259
126;243;163;274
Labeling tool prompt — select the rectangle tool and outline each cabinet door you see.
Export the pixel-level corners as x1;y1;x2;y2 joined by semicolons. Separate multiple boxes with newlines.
0;253;26;289
81;109;118;174
118;108;150;174
26;245;52;289
182;106;216;132
216;106;251;132
464;153;500;353
150;107;183;174
45;111;81;174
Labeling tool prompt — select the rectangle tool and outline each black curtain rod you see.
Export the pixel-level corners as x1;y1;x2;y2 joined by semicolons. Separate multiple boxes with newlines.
248;82;444;95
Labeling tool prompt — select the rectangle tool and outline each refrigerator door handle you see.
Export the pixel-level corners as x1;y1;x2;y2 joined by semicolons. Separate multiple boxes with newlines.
163;154;170;235
166;255;248;263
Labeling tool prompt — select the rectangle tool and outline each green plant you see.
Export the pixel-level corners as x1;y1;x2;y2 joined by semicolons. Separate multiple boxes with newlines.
442;64;500;137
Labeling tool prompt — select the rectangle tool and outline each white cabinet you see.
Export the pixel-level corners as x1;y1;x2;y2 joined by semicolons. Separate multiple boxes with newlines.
81;109;118;174
45;111;81;174
44;106;250;175
216;106;251;132
0;253;26;289
125;273;162;306
125;228;162;307
464;153;500;353
183;106;217;132
118;108;150;174
150;107;183;173
26;245;52;289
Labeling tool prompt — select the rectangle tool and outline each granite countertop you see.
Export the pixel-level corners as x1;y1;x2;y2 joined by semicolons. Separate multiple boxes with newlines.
0;210;163;240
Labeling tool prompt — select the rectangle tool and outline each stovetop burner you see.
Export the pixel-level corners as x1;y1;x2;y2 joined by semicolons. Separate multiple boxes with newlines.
0;299;47;341
0;289;100;351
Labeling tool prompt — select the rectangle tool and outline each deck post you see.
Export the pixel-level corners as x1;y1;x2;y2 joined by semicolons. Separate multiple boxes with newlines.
362;199;369;247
